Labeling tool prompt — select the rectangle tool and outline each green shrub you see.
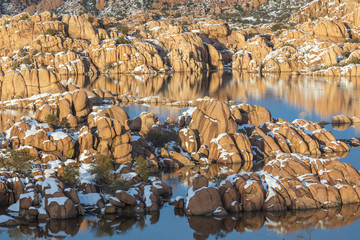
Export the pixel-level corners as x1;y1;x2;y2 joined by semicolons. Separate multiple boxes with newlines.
271;23;286;32
116;24;129;35
0;149;33;176
111;179;130;192
90;155;116;191
12;61;20;70
103;23;113;30
117;37;128;44
19;48;27;57
133;156;150;181
88;16;95;23
22;57;32;65
342;51;351;58
145;128;180;148
59;165;79;188
46;114;66;129
45;28;56;36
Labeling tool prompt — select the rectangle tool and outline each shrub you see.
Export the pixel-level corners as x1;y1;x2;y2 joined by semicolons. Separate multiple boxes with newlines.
133;156;150;181
12;61;20;70
174;12;181;18
103;23;113;30
22;57;32;65
111;179;130;192
46;114;66;129
88;16;95;23
271;23;287;32
45;28;56;36
0;149;33;176
212;173;227;186
90;155;116;191
145;128;180;148
59;165;79;188
116;24;129;35
117;37;128;44
19;48;27;57
342;51;351;58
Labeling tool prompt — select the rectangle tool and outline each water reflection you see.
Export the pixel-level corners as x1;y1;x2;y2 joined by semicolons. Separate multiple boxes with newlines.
161;161;262;190
62;72;360;120
185;203;360;239
1;204;360;239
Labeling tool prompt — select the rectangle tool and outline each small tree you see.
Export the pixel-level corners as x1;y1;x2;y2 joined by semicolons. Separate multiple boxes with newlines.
90;155;131;193
133;156;150;181
59;165;79;188
90;155;115;190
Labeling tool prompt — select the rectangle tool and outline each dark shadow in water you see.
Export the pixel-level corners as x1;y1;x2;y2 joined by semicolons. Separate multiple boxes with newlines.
184;203;360;240
1;204;360;239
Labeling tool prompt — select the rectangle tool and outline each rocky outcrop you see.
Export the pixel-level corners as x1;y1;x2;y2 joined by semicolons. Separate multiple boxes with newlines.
182;153;360;215
189;98;237;145
1;69;65;101
313;19;349;39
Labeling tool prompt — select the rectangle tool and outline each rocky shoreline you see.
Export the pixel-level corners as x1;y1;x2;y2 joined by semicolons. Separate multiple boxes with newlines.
0;81;357;224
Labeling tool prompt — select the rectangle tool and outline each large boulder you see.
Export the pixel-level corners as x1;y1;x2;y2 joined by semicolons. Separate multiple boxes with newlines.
67;15;96;41
190;98;237;145
185;186;225;216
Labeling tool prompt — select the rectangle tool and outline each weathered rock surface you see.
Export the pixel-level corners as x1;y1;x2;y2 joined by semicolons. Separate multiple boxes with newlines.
183;153;360;215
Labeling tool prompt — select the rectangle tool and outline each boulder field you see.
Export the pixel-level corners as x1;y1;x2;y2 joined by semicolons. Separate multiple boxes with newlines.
2;2;360;100
0;88;356;220
0;89;350;173
178;153;360;216
1;170;172;220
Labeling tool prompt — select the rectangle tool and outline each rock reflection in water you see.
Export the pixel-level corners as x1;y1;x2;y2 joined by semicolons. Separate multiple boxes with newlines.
2;204;360;239
161;161;262;191
62;72;360;120
1;213;160;239
185;204;360;240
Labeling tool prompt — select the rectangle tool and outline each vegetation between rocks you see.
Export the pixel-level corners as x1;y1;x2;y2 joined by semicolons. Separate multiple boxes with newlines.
0;149;33;176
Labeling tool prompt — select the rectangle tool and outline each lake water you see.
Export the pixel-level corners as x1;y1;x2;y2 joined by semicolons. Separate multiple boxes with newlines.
1;72;360;239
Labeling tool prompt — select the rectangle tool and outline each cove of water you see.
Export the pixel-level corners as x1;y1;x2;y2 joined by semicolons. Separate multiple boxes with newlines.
1;72;360;239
